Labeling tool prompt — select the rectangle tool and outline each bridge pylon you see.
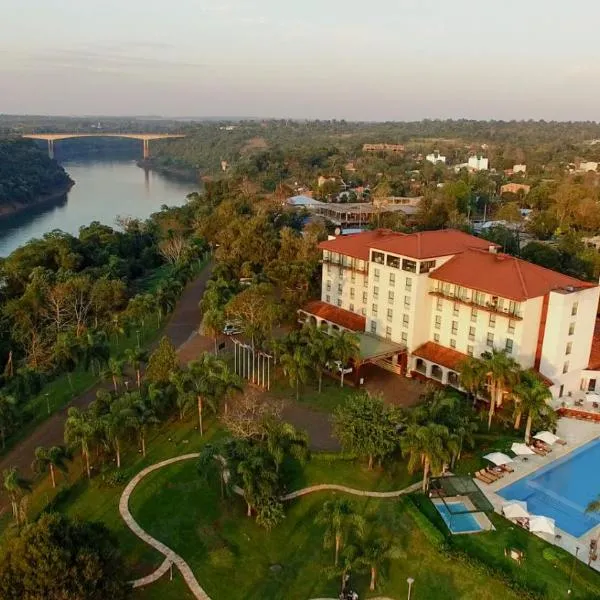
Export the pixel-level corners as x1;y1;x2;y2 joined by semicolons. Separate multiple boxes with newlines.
143;139;150;160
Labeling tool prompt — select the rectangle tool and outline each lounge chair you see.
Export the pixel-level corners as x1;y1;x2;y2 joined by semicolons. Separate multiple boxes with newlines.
475;472;494;484
476;469;497;481
556;438;567;446
487;467;505;479
529;446;547;456
499;464;515;473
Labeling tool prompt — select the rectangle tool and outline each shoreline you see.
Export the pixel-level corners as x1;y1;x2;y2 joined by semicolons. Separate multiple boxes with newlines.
136;159;199;183
0;180;75;219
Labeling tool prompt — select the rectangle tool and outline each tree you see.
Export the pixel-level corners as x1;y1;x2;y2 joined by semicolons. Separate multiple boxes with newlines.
197;442;233;499
401;422;456;491
187;354;227;435
305;324;334;393
64;407;95;479
100;396;136;468
236;445;279;518
2;467;30;525
458;357;486;405
169;369;195;421
263;418;309;472
280;347;311;401
480;349;519;430
0;392;17;449
0;513;130;600
316;499;365;566
512;372;552;443
145;336;179;385
202;307;226;354
333;392;404;469
102;357;124;393
356;528;404;591
124;347;148;389
32;445;71;489
131;395;159;456
330;329;360;387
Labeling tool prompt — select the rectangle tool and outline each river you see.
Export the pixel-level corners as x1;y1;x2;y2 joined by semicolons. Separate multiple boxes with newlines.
0;160;198;257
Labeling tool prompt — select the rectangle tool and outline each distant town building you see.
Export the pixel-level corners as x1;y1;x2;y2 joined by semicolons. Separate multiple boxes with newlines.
426;152;447;165
372;196;423;208
578;161;598;173
468;156;489;171
583;235;600;252
220;160;229;172
318;175;337;188
500;183;531;195
513;164;527;174
362;143;405;153
344;161;357;172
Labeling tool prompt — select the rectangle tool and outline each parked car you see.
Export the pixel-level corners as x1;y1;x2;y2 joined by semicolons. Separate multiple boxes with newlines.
223;323;241;336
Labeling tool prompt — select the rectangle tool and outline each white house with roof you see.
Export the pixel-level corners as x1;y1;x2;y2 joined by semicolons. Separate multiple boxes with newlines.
300;229;599;400
468;156;489;171
426;152;446;165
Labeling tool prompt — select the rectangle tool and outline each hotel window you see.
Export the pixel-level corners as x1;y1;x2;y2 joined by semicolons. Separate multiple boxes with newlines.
372;251;385;265
508;319;516;334
350;288;355;299
385;326;392;339
349;303;354;312
505;339;513;353
434;333;440;343
474;291;485;305
436;298;443;311
362;291;368;303
326;263;330;274
509;300;519;316
467;345;474;357
374;268;380;282
338;283;343;293
471;308;478;322
403;314;410;327
468;326;475;341
363;277;368;288
451;321;458;335
386;255;400;269
435;315;442;330
405;277;412;291
351;272;356;284
420;259;436;273
387;308;393;322
404;296;411;308
572;301;579;316
569;322;575;335
388;290;395;303
566;342;573;355
563;361;569;374
453;303;459;317
401;332;408;343
326;281;331;291
337;299;342;307
361;307;366;315
402;259;417;273
371;321;377;334
372;304;378;316
326;295;331;303
450;338;456;349
489;314;496;328
373;286;379;299
389;273;396;286
486;332;494;347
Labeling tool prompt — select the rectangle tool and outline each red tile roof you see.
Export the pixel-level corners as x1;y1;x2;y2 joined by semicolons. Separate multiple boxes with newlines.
319;228;495;261
430;249;595;301
412;342;468;371
301;300;366;331
588;319;600;370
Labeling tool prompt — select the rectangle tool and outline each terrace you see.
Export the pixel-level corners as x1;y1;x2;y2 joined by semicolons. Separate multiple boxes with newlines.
429;285;523;320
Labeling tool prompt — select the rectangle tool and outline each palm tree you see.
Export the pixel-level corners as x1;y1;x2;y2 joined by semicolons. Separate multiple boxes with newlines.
316;499;365;566
356;529;404;591
0;392;17;449
305;324;334;393
401;422;457;491
64;407;95;479
213;364;242;414
131;395;160;456
102;357;125;393
458;357;486;405
512;373;553;443
125;347;148;389
81;330;110;375
480;349;519;430
280;347;311;401
197;442;232;499
203;307;225;354
330;330;360;387
188;354;224;435
263;419;309;472
237;448;278;517
32;445;71;488
100;396;136;468
3;467;30;524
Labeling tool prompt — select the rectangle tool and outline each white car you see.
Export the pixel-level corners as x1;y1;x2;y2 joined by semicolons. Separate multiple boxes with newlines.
223;324;241;336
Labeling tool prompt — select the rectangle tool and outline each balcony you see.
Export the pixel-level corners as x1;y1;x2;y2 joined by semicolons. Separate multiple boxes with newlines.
429;289;523;320
322;256;368;274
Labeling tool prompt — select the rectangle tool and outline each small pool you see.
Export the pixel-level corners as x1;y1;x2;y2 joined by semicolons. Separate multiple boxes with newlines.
499;438;600;538
434;501;484;534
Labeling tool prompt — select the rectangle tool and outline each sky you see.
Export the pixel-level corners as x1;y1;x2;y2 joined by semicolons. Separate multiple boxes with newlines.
1;0;599;121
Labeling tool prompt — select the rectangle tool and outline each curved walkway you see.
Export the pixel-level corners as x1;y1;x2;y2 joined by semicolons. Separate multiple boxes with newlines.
120;453;419;599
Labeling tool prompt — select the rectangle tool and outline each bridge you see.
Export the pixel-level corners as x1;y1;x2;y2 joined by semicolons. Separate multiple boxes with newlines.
22;133;186;159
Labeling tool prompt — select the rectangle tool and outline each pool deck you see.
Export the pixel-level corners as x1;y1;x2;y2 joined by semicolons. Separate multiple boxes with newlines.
474;418;600;570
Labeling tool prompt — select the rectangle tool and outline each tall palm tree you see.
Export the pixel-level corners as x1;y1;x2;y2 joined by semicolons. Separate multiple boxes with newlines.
100;396;136;468
81;330;110;375
203;307;225;354
280;347;311;401
213;364;242;414
480;349;519;430
237;448;278;517
102;357;125;393
64;407;95;479
356;529;404;591
188;354;224;435
316;499;365;566
0;392;17;449
306;324;334;393
401;422;457;491
330;329;360;387
458;356;486;405
263;419;309;472
125;347;148;389
131;395;160;456
3;467;30;524
512;373;552;443
32;445;71;488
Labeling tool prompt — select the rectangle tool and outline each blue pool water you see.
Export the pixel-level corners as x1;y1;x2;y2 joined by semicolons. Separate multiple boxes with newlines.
435;501;483;533
499;438;600;537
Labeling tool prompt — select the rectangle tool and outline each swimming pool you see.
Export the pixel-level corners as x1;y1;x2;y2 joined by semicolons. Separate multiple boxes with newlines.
434;501;484;534
499;438;600;537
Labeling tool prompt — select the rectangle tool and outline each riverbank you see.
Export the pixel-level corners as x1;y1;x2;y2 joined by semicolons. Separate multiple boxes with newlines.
137;158;199;183
0;179;74;219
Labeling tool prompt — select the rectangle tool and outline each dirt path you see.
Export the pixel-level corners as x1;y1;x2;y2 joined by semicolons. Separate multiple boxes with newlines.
0;261;215;477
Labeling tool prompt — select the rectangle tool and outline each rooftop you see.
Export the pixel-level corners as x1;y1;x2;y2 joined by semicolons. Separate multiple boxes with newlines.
319;228;496;261
413;341;467;371
430;249;595;301
301;300;366;331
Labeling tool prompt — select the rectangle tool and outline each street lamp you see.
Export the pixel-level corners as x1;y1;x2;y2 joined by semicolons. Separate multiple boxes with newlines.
407;577;415;600
568;546;580;594
45;393;50;415
136;329;141;348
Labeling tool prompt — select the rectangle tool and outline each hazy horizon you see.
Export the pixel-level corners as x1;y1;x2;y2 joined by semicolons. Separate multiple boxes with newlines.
2;0;599;121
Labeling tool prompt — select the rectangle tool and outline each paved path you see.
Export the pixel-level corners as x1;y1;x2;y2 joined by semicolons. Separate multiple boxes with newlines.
0;262;214;478
120;453;418;599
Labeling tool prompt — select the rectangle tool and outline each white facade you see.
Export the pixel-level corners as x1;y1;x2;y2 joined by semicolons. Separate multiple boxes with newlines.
513;164;527;173
426;152;446;165
468;156;489;171
578;161;598;172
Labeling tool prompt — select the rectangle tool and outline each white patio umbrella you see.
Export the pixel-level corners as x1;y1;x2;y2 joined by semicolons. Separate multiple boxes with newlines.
533;431;559;445
483;452;514;466
529;515;555;535
502;501;529;520
511;442;536;456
